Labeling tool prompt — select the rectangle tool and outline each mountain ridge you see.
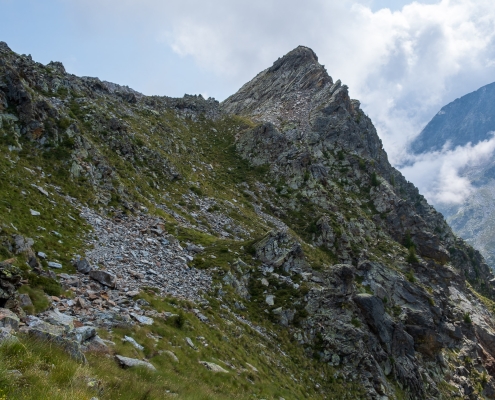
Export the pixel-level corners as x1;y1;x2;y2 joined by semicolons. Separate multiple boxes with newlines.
1;41;495;398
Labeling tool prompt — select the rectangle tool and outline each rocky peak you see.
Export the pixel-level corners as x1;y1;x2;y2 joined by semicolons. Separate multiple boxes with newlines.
268;45;320;74
0;41;11;54
222;46;335;128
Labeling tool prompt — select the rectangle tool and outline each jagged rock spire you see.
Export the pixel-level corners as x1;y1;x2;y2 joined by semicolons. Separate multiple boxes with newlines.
222;46;333;119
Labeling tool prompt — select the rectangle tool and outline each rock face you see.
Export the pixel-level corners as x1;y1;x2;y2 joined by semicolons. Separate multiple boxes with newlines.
222;47;495;397
2;41;495;398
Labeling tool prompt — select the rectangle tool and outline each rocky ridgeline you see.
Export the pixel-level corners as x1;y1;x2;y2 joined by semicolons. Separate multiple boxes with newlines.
2;41;495;398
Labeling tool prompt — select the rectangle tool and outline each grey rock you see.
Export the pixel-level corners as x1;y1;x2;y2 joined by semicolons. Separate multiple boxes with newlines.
123;335;144;351
48;261;63;269
185;337;197;350
73;326;96;343
130;313;153;325
0;308;20;330
74;258;91;274
0;327;18;344
115;355;156;371
83;335;110;353
18;293;33;308
46;309;74;332
165;350;179;362
199;361;229;373
89;270;117;288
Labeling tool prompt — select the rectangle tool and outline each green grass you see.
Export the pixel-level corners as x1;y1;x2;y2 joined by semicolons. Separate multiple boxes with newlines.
0;291;365;399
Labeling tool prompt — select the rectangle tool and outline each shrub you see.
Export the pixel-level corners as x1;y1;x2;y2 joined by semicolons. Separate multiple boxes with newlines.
406;247;418;264
406;269;416;283
371;172;379;187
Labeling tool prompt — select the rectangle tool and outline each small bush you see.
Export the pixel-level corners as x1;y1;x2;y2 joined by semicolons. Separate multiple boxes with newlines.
371;172;379;187
406;269;416;283
406;247;418;264
170;311;185;329
189;186;204;196
351;317;361;328
463;312;472;325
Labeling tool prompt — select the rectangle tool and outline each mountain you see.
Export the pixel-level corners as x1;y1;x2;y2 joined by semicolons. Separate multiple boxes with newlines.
410;82;495;154
1;42;495;399
410;81;495;269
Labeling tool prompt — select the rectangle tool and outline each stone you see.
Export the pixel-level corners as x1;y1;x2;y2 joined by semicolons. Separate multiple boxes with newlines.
192;308;209;323
26;319;85;363
48;261;63;269
72;326;96;343
199;361;229;373
186;337;197;350
89;270;117;288
0;308;20;330
165;350;179;362
18;293;33;308
115;355;156;371
83;335;110;353
123;335;144;351
0;327;18;344
265;295;275;306
130;313;154;325
37;252;47;259
46;309;75;332
74;258;91;274
30;209;40;216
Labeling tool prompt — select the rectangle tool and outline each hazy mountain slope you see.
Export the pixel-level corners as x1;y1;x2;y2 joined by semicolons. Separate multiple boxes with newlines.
409;81;495;269
410;81;495;154
1;42;495;399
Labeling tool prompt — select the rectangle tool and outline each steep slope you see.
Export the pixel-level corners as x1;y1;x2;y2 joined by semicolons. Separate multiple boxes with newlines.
410;81;495;154
1;42;495;399
409;81;495;269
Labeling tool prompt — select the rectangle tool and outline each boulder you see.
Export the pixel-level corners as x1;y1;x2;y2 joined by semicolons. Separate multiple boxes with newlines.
72;326;96;343
115;355;156;371
74;259;91;274
26;318;85;363
199;361;229;373
0;327;18;344
83;335;110;353
45;309;74;332
0;308;20;330
130;313;153;325
89;270;117;288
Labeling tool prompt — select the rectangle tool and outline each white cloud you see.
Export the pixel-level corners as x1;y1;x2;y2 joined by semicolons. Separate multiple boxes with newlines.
401;134;495;205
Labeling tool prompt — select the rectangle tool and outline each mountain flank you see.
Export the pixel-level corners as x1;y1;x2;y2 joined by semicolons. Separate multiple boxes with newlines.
0;42;495;399
410;81;495;270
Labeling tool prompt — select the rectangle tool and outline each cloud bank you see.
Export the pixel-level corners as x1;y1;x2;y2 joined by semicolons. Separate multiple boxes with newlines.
401;134;495;205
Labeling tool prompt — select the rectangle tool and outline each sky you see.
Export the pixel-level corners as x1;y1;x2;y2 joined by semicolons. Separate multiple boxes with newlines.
2;0;495;206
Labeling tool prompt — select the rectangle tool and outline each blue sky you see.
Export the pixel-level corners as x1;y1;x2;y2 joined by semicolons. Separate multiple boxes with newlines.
2;0;495;205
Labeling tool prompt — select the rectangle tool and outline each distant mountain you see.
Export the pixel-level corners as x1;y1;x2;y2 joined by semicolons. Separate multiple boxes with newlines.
411;81;495;154
410;81;495;268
